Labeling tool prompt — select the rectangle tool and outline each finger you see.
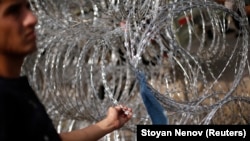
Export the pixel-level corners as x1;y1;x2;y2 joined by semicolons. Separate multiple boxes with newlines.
122;107;132;116
114;105;132;116
114;105;122;111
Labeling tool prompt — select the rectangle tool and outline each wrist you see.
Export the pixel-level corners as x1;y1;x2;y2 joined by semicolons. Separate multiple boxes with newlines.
96;118;116;134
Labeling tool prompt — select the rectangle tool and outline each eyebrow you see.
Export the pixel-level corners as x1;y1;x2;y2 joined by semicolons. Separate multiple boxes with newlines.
3;1;25;15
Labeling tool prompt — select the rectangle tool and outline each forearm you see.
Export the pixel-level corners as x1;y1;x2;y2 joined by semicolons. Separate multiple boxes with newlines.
59;106;132;141
59;119;114;141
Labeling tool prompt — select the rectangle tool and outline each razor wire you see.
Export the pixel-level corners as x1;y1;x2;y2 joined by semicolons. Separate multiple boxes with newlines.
21;0;250;140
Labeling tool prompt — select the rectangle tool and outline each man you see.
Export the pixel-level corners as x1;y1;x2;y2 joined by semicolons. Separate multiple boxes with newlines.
0;0;132;140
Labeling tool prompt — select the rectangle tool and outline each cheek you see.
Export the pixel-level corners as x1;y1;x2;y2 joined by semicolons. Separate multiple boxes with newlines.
0;27;23;54
0;22;34;55
0;28;10;51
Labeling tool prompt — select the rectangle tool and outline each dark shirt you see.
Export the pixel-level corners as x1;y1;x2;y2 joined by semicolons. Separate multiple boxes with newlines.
0;76;61;141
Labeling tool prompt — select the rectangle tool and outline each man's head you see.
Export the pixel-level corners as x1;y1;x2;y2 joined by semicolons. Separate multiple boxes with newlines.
0;0;37;58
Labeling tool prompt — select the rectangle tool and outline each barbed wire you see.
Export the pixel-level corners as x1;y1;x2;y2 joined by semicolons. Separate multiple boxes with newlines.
21;0;250;140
